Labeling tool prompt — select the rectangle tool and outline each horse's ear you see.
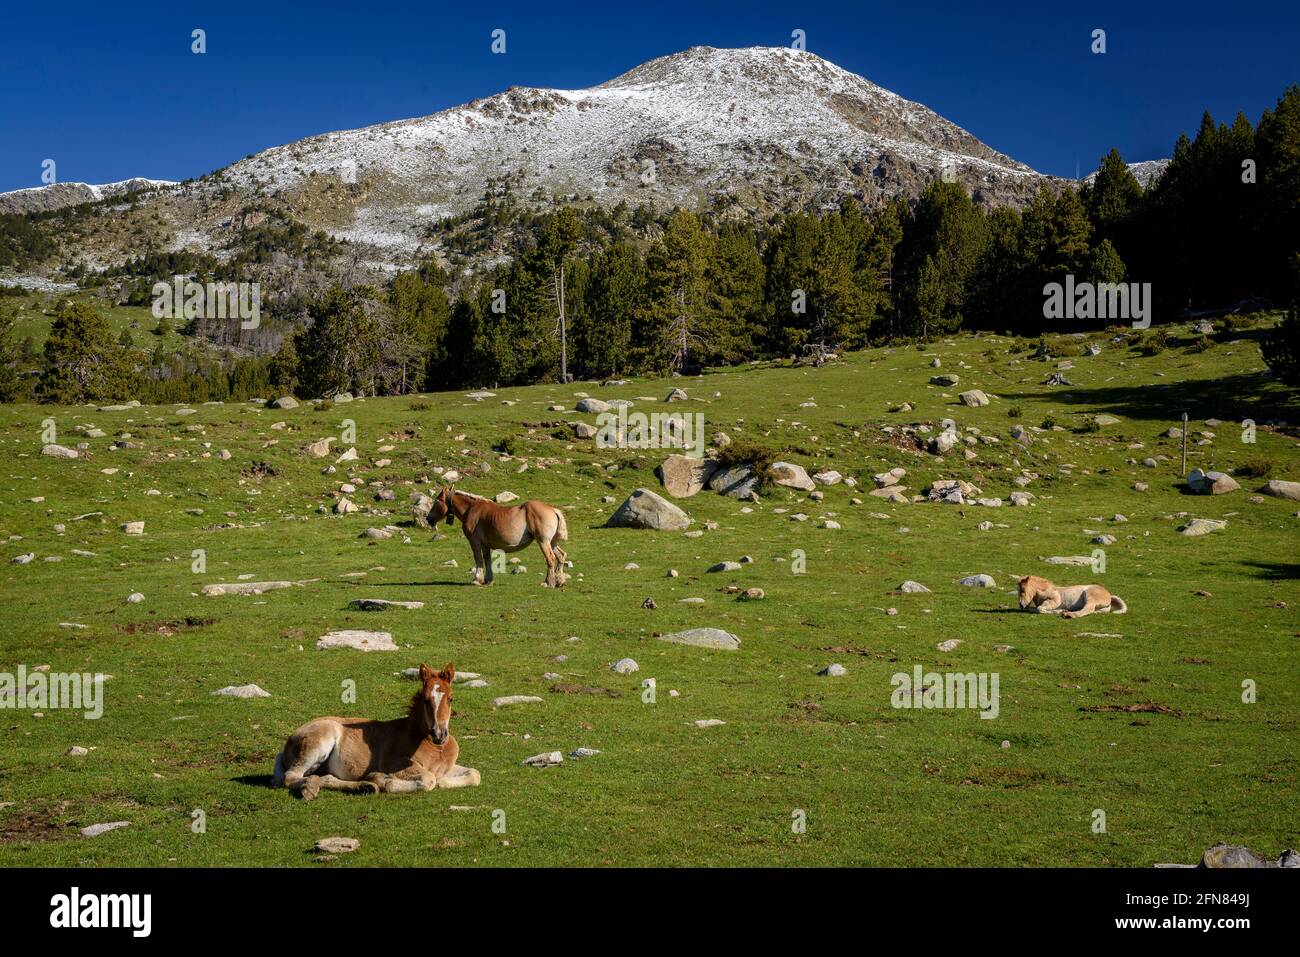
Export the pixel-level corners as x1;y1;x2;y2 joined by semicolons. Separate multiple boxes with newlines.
418;663;434;681
439;662;456;682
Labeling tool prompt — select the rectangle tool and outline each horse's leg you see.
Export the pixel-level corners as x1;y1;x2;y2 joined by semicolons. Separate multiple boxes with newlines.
307;773;379;795
482;538;496;585
439;765;482;788
278;730;337;800
538;538;559;588
465;531;484;585
366;767;437;793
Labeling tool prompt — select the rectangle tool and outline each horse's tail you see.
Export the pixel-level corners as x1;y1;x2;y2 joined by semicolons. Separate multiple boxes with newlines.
554;507;568;542
1109;595;1127;614
413;494;434;530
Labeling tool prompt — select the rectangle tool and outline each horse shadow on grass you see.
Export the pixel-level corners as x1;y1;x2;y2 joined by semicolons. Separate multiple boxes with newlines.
1239;561;1300;581
233;774;275;789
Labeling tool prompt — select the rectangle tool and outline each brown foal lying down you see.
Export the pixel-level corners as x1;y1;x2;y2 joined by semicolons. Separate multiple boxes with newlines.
272;663;480;800
416;485;569;587
1017;574;1128;619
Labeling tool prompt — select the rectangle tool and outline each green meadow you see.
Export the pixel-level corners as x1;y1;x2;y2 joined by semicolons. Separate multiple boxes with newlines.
0;318;1296;866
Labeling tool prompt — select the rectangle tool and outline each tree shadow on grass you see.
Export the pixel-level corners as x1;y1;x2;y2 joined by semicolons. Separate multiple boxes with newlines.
1239;561;1300;581
998;371;1299;424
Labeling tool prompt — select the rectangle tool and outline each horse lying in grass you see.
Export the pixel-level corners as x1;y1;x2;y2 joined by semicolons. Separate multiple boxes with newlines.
1018;574;1128;619
415;484;569;587
272;663;480;800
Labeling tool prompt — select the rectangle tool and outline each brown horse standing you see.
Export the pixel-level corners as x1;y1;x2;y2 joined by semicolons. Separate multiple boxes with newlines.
416;485;569;587
272;663;480;800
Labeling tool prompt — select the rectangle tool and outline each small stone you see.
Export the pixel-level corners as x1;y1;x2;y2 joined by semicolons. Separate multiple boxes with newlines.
819;663;847;677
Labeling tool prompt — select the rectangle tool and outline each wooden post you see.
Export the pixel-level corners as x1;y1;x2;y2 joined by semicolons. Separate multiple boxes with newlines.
1181;412;1188;476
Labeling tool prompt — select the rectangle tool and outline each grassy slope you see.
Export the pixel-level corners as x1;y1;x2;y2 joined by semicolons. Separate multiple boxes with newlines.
5;291;188;353
0;322;1296;867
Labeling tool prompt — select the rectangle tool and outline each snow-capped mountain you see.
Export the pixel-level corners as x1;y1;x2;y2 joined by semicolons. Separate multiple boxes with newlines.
0;178;175;215
215;46;1056;255
10;46;1064;274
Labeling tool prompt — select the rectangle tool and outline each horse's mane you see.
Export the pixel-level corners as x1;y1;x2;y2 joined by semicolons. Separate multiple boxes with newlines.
405;689;427;717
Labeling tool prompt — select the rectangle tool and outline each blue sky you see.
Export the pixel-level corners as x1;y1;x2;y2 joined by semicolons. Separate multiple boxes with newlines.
1;0;1297;193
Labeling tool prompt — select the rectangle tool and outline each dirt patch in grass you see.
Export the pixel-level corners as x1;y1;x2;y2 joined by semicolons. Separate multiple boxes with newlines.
119;616;216;636
241;461;278;480
1080;701;1183;716
0;803;67;844
550;683;620;697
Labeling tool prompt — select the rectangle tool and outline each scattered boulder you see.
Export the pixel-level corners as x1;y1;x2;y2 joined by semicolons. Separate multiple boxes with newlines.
656;628;740;650
874;467;906;488
1179;518;1227;536
575;397;611;414
898;580;930;593
41;444;79;459
610;658;639;675
270;396;298;410
1261;479;1300;502
930;374;959;386
212;684;271;698
80;821;130;838
202;581;294;597
1187;469;1239;495
121;521;145;535
314;837;360;854
957;574;996;588
604;488;691;531
769;461;816;492
708;464;761;498
348;598;424;611
522;751;563;767
656;454;719;498
958;389;990;407
665;388;688;402
315;630;398;652
819;663;847;677
493;695;543;707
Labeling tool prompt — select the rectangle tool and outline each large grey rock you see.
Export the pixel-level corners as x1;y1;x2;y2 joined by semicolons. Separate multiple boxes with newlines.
270;395;298;410
41;444;79;459
1201;844;1268;868
315;630;398;651
1186;469;1239;495
898;580;930;593
314;836;361;854
656;627;740;650
769;461;816;492
1179;518;1227;536
1262;479;1300;501
656;454;719;498
80;821;130;838
202;581;294;596
930;374;959;386
708;464;760;498
929;431;959;455
958;389;989;407
575;397;611;414
348;598;424;611
605;488;691;531
957;574;996;588
212;684;271;698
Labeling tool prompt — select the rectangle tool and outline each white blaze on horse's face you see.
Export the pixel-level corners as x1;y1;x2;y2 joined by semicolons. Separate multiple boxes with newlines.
428;684;448;744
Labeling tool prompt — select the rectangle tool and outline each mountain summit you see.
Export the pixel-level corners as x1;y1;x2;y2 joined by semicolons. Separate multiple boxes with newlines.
219;46;1053;256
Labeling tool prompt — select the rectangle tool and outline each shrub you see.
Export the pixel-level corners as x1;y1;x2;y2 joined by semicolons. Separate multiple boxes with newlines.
716;439;779;485
1188;335;1212;353
1040;416;1058;430
1234;458;1274;479
1006;405;1022;419
408;400;431;411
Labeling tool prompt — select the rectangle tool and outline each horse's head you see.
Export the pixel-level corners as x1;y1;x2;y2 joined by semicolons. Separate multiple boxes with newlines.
1018;575;1051;609
423;485;455;526
416;662;455;744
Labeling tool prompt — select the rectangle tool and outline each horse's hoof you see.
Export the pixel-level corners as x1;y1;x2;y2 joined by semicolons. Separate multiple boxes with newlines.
357;781;380;795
